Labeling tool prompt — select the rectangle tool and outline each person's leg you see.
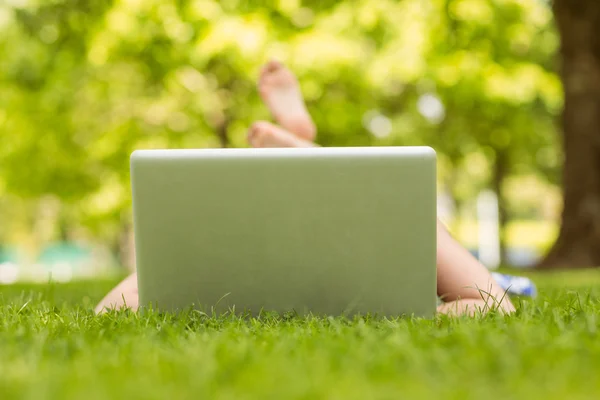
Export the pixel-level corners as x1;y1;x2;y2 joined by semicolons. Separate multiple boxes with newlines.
95;272;138;313
248;121;315;148
258;60;316;141
436;221;515;315
256;61;514;314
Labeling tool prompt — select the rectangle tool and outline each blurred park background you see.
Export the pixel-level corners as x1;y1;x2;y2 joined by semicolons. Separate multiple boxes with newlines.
0;0;598;283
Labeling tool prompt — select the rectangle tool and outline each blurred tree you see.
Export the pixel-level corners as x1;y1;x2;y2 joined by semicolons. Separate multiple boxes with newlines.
355;0;560;261
539;0;600;269
423;0;560;260
0;0;562;266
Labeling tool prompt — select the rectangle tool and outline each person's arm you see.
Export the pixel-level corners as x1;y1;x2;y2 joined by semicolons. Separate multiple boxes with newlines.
436;220;515;315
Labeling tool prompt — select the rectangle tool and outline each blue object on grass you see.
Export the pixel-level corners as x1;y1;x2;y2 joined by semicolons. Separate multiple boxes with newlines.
491;272;537;297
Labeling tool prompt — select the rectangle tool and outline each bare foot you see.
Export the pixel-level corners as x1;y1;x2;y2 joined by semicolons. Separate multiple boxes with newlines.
248;121;315;148
258;60;316;141
95;273;139;313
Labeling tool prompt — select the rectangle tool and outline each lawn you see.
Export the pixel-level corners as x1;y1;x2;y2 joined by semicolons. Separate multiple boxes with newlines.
1;270;600;400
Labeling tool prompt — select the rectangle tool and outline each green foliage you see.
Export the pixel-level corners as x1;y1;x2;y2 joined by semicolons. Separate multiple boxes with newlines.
1;270;600;399
0;0;561;244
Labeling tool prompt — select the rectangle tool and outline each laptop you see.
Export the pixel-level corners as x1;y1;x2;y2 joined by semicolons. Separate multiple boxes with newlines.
131;147;437;317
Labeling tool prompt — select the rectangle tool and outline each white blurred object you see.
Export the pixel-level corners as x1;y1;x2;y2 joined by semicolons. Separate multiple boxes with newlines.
0;262;19;284
363;110;393;138
417;93;445;124
437;190;455;226
49;262;74;283
477;190;500;269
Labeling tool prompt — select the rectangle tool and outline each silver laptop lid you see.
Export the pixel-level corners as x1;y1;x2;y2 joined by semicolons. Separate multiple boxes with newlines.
131;147;437;317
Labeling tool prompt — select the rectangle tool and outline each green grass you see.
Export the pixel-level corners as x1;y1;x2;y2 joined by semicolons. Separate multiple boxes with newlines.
1;271;600;400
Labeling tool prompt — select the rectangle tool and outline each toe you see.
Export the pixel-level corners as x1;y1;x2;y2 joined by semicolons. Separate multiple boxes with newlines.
258;63;272;80
247;123;259;145
247;121;270;147
265;59;283;73
258;61;278;82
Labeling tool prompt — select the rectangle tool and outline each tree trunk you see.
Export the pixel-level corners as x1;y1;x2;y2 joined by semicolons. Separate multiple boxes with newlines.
492;150;508;265
216;117;230;148
444;167;462;233
539;0;600;269
112;221;136;272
